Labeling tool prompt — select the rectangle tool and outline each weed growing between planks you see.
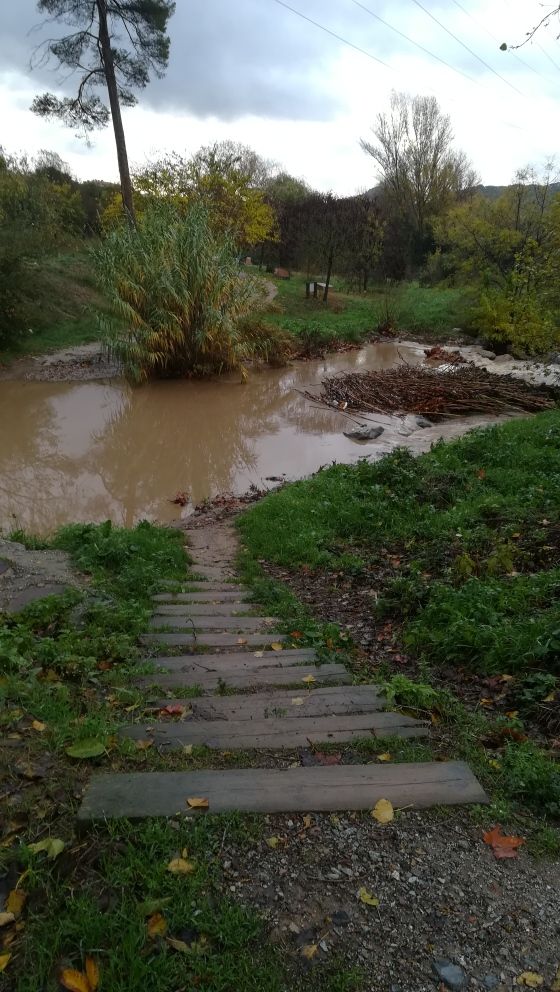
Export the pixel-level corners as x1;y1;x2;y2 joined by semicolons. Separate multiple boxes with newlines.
238;410;560;831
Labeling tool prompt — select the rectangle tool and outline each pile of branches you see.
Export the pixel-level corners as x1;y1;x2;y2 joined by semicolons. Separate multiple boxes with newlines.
307;365;557;420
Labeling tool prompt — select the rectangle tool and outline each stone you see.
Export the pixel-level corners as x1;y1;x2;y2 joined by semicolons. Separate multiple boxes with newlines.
482;976;500;990
493;354;514;364
343;425;384;443
548;353;560;365
432;959;468;991
473;348;496;360
414;416;433;429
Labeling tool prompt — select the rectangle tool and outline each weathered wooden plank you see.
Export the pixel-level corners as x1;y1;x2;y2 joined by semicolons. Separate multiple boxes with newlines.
143;632;289;649
154;649;317;672
153;604;256;616
191;566;233;580
121;711;428;748
134;663;351;691
149;615;277;631
78;762;489;822
154;591;252;604
147;685;383;721
158;582;248;592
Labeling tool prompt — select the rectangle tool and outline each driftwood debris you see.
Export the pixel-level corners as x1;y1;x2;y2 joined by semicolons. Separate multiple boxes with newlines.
305;365;557;420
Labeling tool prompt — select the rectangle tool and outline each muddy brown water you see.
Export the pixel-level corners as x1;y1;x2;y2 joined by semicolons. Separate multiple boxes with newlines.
0;341;500;535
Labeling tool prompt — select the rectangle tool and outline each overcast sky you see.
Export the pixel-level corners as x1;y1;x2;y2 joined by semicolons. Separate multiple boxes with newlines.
0;0;559;194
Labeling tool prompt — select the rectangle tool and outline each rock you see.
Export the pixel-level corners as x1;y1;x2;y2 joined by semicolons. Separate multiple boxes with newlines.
432;959;468;991
482;975;500;990
473;348;496;359
343;425;384;443
451;327;463;334
493;354;514;364
548;353;560;365
414;416;433;429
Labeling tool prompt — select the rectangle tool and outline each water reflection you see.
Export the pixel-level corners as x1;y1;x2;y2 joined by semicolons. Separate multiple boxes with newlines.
0;342;424;534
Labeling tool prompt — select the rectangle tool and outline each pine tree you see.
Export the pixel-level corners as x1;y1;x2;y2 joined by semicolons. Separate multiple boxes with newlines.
31;0;175;224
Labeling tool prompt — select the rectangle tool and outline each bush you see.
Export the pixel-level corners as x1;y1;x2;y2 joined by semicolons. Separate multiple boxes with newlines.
94;203;280;382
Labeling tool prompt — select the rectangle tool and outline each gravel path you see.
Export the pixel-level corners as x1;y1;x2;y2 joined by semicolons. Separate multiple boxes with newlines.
223;809;559;991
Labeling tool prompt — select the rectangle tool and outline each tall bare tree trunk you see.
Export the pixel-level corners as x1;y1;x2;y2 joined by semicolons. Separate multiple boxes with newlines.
323;246;334;303
97;0;136;226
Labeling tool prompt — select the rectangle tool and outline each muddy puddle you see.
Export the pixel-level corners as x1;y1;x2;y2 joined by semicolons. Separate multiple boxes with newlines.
0;340;509;534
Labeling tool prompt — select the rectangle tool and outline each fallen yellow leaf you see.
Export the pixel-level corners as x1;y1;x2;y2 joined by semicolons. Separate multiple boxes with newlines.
60;968;90;992
551;965;560;992
371;798;394;824
544;692;556;702
183;744;194;756
302;814;312;828
488;759;502;770
516;974;544;989
0;914;15;929
253;651;264;658
166;936;190;953
28;837;65;860
6;890;26;917
0;953;11;973
32;720;46;732
266;836;280;849
377;752;392;762
505;710;519;719
270;643;283;651
358;886;380;907
167;858;195;875
302;675;316;684
147;912;168;937
134;739;153;751
291;697;304;705
186;797;209;809
85;957;99;991
301;943;318;960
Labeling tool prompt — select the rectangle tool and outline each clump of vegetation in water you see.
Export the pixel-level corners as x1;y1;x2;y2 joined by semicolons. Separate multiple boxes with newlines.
94;203;289;382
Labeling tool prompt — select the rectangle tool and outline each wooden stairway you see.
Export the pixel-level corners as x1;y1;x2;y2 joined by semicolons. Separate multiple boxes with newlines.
77;525;487;823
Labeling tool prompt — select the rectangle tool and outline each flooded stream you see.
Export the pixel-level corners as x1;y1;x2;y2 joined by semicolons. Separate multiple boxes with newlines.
0;340;498;535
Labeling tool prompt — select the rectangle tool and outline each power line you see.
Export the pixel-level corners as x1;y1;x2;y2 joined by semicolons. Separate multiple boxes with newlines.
350;0;480;87
409;0;525;96
449;0;551;83
269;0;394;73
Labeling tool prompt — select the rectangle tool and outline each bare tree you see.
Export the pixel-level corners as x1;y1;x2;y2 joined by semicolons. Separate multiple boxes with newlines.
31;0;175;224
361;92;477;245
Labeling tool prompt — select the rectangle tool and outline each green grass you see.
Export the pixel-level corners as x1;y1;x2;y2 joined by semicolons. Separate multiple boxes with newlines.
265;272;474;348
238;409;560;824
0;250;106;361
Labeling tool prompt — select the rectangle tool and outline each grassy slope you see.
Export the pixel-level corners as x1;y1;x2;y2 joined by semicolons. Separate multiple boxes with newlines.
238;411;560;826
1;251;103;361
264;271;474;347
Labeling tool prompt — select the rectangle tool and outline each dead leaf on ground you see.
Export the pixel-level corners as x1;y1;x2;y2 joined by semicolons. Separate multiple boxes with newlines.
60;960;100;992
167;857;195;875
0;914;15;929
5;890;26;917
516;973;544;988
301;943;318;960
159;704;186;717
147;913;168;938
31;720;46;732
165;936;190;953
270;643;283;651
254;651;264;658
28;837;65;860
186;797;209;810
483;825;525;859
183;744;193;756
291;697;304;706
302;674;316;684
85;958;99;991
550;965;560;992
358;887;380;907
377;752;392;762
134;739;153;751
371;798;394;824
302;814;312;829
266;836;281;849
314;751;341;766
0;954;11;973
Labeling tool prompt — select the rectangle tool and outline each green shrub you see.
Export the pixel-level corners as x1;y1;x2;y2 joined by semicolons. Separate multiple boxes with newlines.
501;742;560;817
94;203;278;382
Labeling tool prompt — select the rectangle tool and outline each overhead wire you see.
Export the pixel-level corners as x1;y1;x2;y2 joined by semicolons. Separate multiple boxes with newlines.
268;0;542;135
449;0;552;83
349;0;480;87
408;0;525;96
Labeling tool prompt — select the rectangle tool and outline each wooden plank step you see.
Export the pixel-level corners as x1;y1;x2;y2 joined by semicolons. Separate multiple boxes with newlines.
153;649;317;672
154;591;252;604
153;604;257;616
149;615;277;631
158;582;248;593
121;711;428;748
146;685;383;721
191;566;233;580
143;632;289;649
78;762;488;822
135;663;350;691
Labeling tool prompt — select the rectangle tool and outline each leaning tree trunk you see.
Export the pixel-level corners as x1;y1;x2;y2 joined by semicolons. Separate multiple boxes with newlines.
97;0;136;226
